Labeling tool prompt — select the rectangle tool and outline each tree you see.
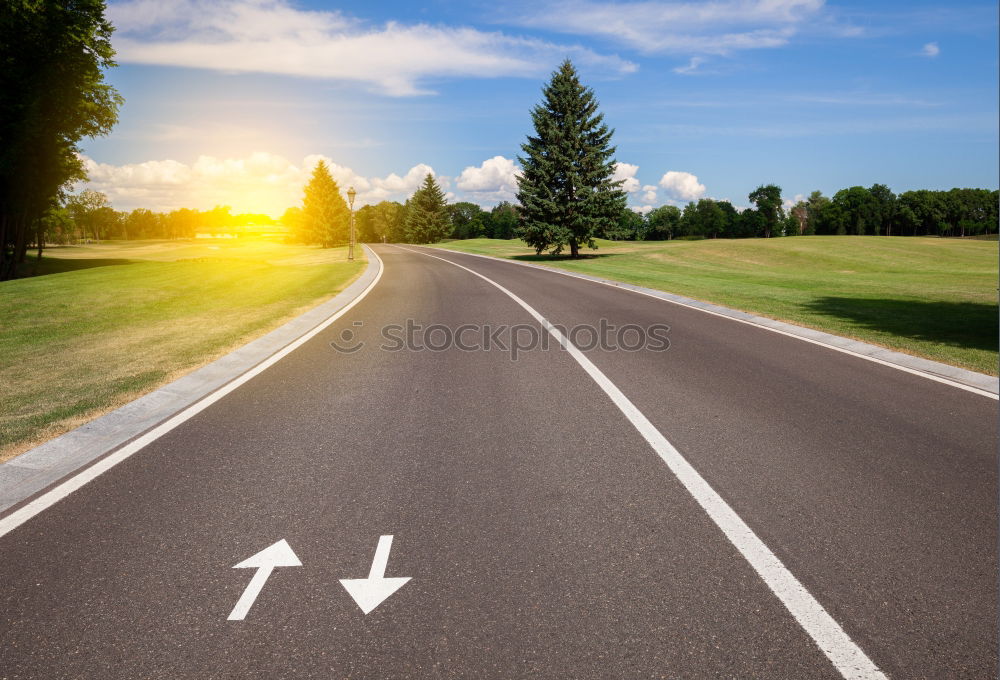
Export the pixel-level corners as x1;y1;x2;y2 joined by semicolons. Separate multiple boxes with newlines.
405;174;449;243
691;198;727;238
372;201;407;242
448;202;484;239
1;1;123;279
748;184;783;238
869;183;896;236
300;160;349;247
645;205;681;240
516;60;626;257
490;202;520;239
66;190;110;242
832;186;877;235
604;208;644;240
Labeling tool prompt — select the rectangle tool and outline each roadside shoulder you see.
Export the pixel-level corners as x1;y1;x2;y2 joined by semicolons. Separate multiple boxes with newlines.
426;245;998;399
0;246;383;516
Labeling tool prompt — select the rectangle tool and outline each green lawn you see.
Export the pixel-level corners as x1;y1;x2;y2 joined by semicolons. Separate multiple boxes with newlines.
429;236;998;376
0;238;365;461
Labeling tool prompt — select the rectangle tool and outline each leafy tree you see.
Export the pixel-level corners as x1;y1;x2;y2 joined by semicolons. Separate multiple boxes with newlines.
739;208;766;238
372;201;407;242
405;174;449;243
516;60;626;257
780;212;799;236
645;205;681;240
490;201;520;239
748;184;783;238
299;160;349;247
832;186;877;235
1;1;123;279
715;201;742;238
692;198;727;238
869;183;896;235
448;202;484;239
66;190;110;241
789;200;809;235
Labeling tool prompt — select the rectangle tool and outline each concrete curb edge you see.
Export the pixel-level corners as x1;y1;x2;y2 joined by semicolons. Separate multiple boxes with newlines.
425;245;998;399
0;245;382;514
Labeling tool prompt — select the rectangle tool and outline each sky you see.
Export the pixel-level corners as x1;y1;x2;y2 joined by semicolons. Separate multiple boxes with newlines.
77;0;999;217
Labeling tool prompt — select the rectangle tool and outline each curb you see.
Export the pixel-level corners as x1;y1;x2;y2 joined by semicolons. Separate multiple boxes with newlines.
425;245;998;399
0;245;383;516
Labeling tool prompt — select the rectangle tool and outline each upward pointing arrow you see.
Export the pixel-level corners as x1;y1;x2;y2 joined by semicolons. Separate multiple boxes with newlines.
340;535;411;614
227;539;302;621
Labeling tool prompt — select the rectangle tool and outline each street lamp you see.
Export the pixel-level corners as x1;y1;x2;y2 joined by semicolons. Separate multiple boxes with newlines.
347;186;356;261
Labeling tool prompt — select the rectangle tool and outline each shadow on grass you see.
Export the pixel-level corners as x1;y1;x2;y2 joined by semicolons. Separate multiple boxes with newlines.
17;255;138;278
511;252;620;262
804;297;999;352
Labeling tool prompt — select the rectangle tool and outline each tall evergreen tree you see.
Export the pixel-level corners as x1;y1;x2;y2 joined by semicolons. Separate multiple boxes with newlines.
405;173;449;243
300;160;349;247
516;60;626;257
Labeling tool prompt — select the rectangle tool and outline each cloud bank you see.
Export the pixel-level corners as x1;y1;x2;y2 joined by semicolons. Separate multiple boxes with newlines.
108;0;636;96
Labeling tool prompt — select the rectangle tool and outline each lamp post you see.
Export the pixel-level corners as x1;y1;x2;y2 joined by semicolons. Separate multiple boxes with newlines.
347;186;356;261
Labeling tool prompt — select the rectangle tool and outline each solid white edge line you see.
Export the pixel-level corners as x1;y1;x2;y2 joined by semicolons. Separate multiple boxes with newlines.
395;245;887;680
0;248;385;540
425;245;998;401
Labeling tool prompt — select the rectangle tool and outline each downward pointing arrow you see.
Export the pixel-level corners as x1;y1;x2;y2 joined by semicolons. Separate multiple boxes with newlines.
340;535;411;614
228;539;302;621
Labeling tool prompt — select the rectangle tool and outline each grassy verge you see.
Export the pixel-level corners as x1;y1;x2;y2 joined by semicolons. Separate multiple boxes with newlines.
428;236;998;376
1;238;365;462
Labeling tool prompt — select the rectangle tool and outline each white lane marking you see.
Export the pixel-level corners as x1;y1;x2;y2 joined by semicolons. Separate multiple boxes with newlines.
396;245;886;680
340;535;411;615
228;539;302;621
425;246;998;400
0;249;385;540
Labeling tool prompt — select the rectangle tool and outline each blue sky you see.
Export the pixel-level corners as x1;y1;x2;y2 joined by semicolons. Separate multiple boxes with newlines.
79;0;998;216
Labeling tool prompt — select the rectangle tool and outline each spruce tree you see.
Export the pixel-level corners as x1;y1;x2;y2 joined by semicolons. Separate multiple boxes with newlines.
404;173;449;243
301;160;349;247
516;60;626;257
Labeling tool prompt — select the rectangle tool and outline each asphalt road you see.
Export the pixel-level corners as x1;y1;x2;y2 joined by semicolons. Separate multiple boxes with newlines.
0;244;995;679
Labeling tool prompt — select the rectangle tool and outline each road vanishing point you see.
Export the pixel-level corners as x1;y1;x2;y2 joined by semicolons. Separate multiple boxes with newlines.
0;245;995;678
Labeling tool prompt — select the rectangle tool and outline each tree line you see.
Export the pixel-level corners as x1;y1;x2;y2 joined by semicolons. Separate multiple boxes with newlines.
40;190;276;244
281;160;518;246
600;185;999;242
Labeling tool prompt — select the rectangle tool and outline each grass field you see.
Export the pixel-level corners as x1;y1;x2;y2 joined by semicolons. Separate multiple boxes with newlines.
429;236;998;376
0;238;365;462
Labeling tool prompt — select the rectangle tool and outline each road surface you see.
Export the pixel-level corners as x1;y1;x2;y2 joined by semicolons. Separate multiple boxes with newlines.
1;244;995;678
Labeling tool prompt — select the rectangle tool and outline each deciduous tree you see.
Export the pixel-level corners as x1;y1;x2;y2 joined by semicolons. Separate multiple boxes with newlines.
1;0;123;278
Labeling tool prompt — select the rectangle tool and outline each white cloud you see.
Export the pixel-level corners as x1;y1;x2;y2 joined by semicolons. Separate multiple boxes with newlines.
77;152;445;215
632;205;654;215
658;171;706;201
108;0;635;96
783;193;806;209
516;0;827;55
673;56;705;74
456;156;522;202
641;185;658;203
921;42;940;57
612;162;641;193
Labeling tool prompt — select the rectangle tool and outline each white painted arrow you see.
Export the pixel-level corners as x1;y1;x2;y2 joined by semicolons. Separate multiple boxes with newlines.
227;539;302;621
340;535;411;614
